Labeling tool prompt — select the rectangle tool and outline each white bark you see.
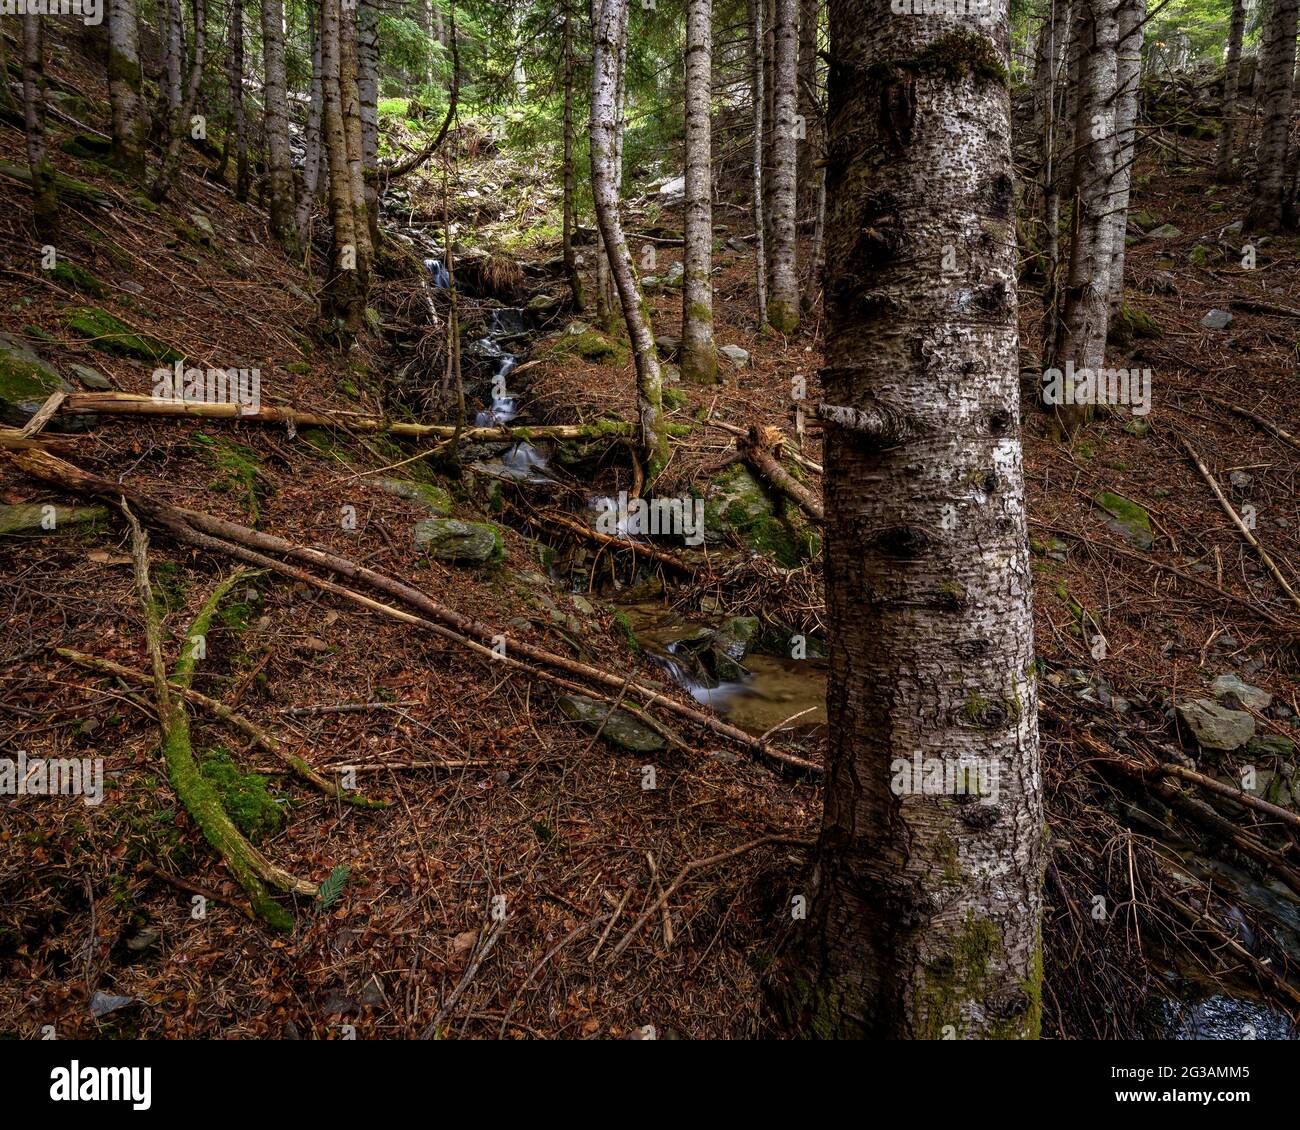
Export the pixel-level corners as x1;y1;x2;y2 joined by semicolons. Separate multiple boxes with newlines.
766;0;799;332
748;0;768;327
1106;0;1144;315
1245;0;1299;229
107;0;148;177
681;0;718;384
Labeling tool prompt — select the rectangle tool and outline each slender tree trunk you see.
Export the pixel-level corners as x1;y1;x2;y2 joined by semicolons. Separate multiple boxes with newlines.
1215;0;1246;182
1048;0;1120;432
591;0;668;478
791;0;1042;1040
1244;0;1299;229
1036;0;1066;354
562;0;584;311
223;0;250;200
339;0;374;288
260;0;297;250
108;0;148;177
150;0;206;202
1106;0;1144;316
762;0;776;293
158;0;183;128
296;5;323;241
322;0;362;332
681;0;718;384
748;0;768;328
796;0;818;217
20;15;57;241
358;0;380;245
767;0;799;332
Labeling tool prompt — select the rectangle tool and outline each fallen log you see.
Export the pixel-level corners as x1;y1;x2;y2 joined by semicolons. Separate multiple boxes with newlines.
737;425;824;523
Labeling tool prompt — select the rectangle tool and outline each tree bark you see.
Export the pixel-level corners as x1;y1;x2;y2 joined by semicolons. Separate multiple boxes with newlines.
321;0;362;332
150;0;206;203
1215;0;1246;182
260;0;298;250
20;15;57;241
107;0;148;178
1244;0;1299;229
562;0;584;311
681;0;718;384
225;0;250;201
791;0;1042;1039
748;0;768;328
357;0;380;244
295;4;323;241
766;0;799;332
591;0;668;478
339;0;374;288
1106;0;1144;316
796;0;819;217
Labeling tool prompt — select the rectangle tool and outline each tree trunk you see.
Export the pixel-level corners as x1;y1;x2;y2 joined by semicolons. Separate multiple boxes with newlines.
748;0;768;328
260;0;298;250
562;0;584;311
591;0;668;479
1035;0;1067;353
1244;0;1299;229
357;0;380;244
20;15;58;240
1106;0;1144;316
107;0;148;177
796;0;819;217
158;0;183;127
225;0;250;201
766;0;799;332
321;0;362;332
791;0;1042;1040
1215;0;1246;182
295;4;323;241
150;0;206;203
1048;0;1120;432
681;0;718;384
339;0;374;288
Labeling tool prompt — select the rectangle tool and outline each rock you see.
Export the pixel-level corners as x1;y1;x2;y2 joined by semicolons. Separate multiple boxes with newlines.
657;175;686;197
1211;673;1271;712
1228;470;1251;491
526;293;561;313
725;236;748;253
1145;223;1182;239
90;991;136;1019
63;306;180;362
1152;270;1178;294
413;518;502;563
358;974;384;1008
655;335;681;358
1200;308;1234;330
1246;734;1296;759
663;261;684;287
558;694;665;752
69;362;111;390
376;477;452;516
718;344;750;368
0;331;70;412
188;210;217;245
661;363;681;384
126;927;160;953
1174;698;1256;752
0;503;107;535
1096;491;1152;550
565;320;591;336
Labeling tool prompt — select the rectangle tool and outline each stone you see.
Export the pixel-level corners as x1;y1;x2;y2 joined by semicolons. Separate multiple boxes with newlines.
69;362;111;390
718;344;750;368
661;363;681;384
376;477;452;516
90;991;136;1019
188;210;217;244
657;175;686;197
126;927;160;953
526;293;561;313
558;694;665;752
663;261;685;287
1228;470;1251;491
1200;308;1233;331
413;518;501;563
1211;673;1271;712
1145;223;1181;239
1096;491;1152;550
1174;698;1256;752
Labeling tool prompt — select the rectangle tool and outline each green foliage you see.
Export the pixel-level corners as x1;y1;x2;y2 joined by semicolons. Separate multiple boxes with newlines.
199;748;284;843
316;864;350;910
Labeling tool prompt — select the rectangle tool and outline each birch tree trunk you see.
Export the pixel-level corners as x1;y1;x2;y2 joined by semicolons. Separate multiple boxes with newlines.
562;0;584;311
322;0;362;332
20;15;58;241
681;0;718;384
748;0;768;328
1106;0;1144;316
1215;0;1246;182
1034;0;1066;351
1048;0;1119;432
766;0;799;333
591;0;668;478
296;7;323;241
150;0;206;203
1244;0;1299;230
261;0;298;251
791;0;1042;1040
108;0;148;177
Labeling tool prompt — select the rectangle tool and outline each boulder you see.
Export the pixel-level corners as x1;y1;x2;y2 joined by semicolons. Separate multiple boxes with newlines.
719;344;750;368
377;478;452;516
558;694;665;752
1200;308;1233;330
413;518;501;563
1174;698;1255;752
1211;673;1271;712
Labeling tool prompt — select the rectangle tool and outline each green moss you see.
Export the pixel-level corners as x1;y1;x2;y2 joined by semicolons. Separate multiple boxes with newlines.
552;329;628;366
919;911;1003;1039
663;387;687;410
286;361;311;375
63;306;180;362
192;432;265;521
1108;302;1163;345
199;747;284;843
50;261;108;298
613;610;641;654
0;346;64;403
915;29;1009;88
765;298;799;334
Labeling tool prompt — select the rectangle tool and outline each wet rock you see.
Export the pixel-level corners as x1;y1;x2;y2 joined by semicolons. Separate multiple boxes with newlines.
1212;673;1271;711
1174;698;1255;751
376;477;452;517
1200;308;1233;330
413;518;502;563
558;694;665;752
718;344;750;368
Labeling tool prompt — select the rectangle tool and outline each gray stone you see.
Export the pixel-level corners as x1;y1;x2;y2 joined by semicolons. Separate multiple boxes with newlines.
526;293;561;313
558;694;665;752
663;261;684;286
1211;673;1271;712
1146;223;1182;239
69;363;111;390
718;344;750;368
1174;698;1256;751
188;210;217;244
661;363;681;384
90;991;136;1019
126;927;160;953
1228;470;1251;491
376;477;452;516
413;518;501;563
1200;308;1234;330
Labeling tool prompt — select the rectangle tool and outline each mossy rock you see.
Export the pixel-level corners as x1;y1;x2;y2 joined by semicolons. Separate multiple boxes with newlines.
413;517;503;563
60;133;114;161
63;306;181;362
285;361;311;375
192;432;264;521
50;260;108;299
552;329;628;366
0;503;108;535
1096;490;1152;550
199;748;284;843
0;332;95;432
1108;302;1162;345
558;694;665;752
0;161;109;207
702;463;818;566
376;477;452;517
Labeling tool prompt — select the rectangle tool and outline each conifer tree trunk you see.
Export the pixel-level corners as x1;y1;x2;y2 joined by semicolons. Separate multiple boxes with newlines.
296;5;323;241
108;0;148;177
224;0;250;201
796;0;819;217
1106;0;1144;315
681;0;718;384
591;0;668;478
339;1;374;288
1244;0;1299;230
260;0;298;250
322;0;362;332
748;0;768;328
562;0;584;311
358;0;380;243
1215;0;1246;182
150;0;206;203
767;0;799;332
792;0;1042;1040
20;15;58;240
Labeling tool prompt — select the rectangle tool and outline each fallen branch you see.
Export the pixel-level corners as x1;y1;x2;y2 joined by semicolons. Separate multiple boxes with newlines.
737;425;823;522
706;418;822;474
421;917;506;1039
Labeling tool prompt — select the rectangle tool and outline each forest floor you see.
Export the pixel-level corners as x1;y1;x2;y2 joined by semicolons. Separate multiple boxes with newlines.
2;42;1299;1039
